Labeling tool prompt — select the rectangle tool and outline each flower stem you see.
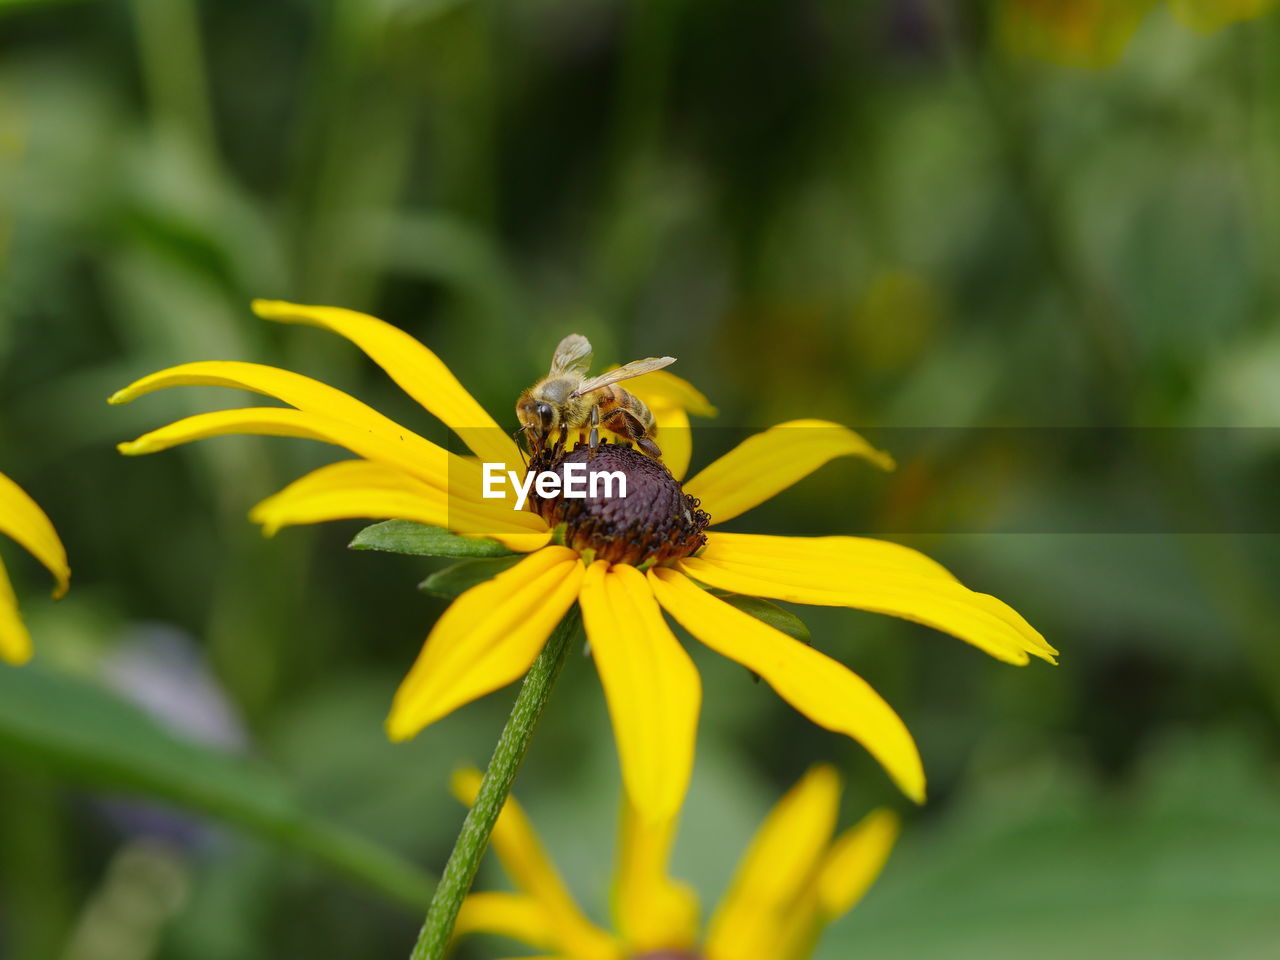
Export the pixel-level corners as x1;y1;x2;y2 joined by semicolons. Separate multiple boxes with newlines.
407;607;581;960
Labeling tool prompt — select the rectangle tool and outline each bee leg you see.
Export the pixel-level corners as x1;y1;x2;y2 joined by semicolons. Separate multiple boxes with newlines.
636;435;662;458
601;408;662;459
588;404;601;460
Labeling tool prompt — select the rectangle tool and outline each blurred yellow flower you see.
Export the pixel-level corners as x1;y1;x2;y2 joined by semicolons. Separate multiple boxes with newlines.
1001;0;1277;67
1168;0;1280;31
113;300;1053;820
0;470;70;664
1001;0;1155;69
452;764;899;960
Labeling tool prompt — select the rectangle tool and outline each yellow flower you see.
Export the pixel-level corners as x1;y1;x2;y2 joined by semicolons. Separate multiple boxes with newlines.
452;763;900;960
1168;0;1280;32
1000;0;1155;69
0;470;70;664
1000;0;1277;68
112;300;1054;820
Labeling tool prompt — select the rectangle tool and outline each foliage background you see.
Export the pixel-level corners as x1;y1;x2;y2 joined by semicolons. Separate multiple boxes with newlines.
2;0;1279;957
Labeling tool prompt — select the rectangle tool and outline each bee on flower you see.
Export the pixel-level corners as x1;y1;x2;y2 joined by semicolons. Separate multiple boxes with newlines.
514;333;675;461
112;301;1054;821
451;763;899;960
0;469;70;664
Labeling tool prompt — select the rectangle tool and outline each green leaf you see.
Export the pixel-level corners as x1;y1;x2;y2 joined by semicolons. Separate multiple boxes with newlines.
715;593;811;645
349;520;515;558
419;556;523;599
819;734;1280;960
0;664;433;909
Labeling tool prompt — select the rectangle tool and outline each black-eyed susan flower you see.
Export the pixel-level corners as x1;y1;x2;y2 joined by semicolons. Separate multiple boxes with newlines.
451;763;899;960
1000;0;1276;68
112;300;1054;821
0;470;70;664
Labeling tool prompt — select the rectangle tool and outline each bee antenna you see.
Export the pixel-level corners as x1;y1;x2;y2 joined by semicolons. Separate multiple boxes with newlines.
512;424;530;468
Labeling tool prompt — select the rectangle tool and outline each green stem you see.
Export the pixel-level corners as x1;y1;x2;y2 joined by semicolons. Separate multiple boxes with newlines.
130;0;217;156
407;608;581;960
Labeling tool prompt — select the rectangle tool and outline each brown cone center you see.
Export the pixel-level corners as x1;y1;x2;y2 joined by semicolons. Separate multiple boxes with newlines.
526;443;710;566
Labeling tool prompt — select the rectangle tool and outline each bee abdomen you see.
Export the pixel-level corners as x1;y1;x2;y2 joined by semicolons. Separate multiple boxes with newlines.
624;391;653;429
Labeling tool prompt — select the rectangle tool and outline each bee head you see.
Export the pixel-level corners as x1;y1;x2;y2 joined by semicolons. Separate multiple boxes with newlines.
516;396;558;437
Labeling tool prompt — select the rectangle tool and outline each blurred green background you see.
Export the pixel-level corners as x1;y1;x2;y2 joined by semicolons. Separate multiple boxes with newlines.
2;0;1279;957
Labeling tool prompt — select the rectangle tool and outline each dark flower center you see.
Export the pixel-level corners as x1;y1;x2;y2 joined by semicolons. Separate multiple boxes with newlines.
526;443;710;566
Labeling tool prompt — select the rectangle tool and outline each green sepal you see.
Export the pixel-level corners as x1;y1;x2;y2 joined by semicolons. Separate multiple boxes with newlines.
712;592;812;645
418;556;523;599
349;520;515;558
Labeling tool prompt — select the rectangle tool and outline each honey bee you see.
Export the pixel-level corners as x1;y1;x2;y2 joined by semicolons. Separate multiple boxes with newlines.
515;334;675;460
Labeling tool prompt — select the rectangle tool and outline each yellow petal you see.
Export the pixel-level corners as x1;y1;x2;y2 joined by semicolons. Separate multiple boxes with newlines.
752;811;901;960
626;369;717;480
0;560;33;665
651;404;692;482
387;548;583;740
701;531;956;580
249;460;549;552
248;460;444;535
113;360;529;513
612;793;700;953
681;533;1056;665
684;420;893;525
0;470;70;600
0;468;68;662
251;300;520;469
625;369;717;419
110;360;414;444
452;769;620;960
118;406;518;517
648;569;925;804
119;405;443;481
578;562;700;822
705;766;841;960
816;808;900;919
455;892;558;950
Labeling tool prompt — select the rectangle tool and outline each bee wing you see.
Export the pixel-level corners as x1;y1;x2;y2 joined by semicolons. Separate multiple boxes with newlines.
570;356;676;397
549;334;593;377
